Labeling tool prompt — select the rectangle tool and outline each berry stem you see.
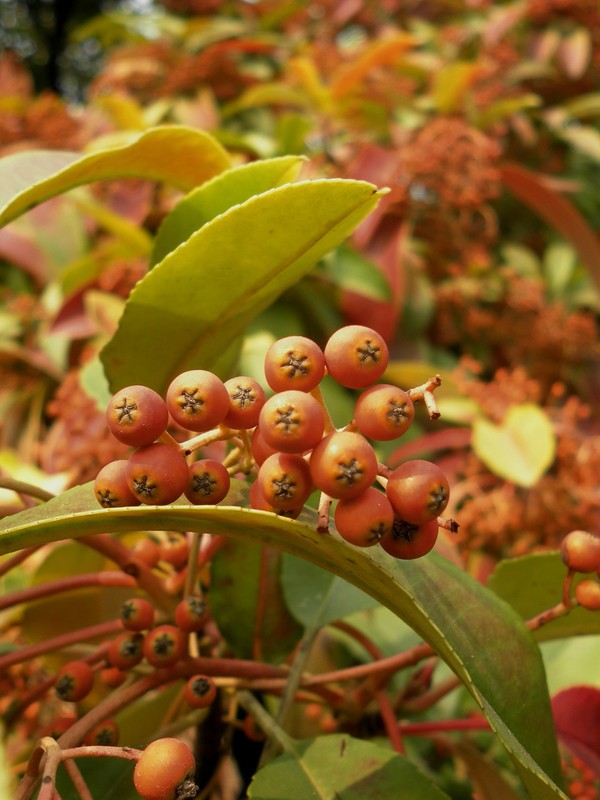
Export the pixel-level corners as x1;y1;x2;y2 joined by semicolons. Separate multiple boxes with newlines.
0;545;42;579
0;571;137;611
316;492;333;532
399;675;461;713
181;425;236;456
437;516;460;534
407;374;442;420
157;429;182;448
62;759;94;800
309;384;336;434
526;600;572;631
0;476;55;503
376;690;405;753
562;568;575;609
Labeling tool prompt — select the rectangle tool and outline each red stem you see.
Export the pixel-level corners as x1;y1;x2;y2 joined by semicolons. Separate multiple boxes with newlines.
0;546;41;579
376;690;405;753
0;572;137;611
398;716;490;735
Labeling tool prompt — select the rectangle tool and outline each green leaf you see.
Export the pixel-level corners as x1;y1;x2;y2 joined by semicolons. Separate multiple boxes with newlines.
248;734;451;799
543;242;577;299
0;126;230;229
487;552;600;642
0;486;567;798
321;243;392;302
100;179;385;392
281;554;379;630
151;155;306;266
55;757;137;800
210;540;303;662
472;404;556;488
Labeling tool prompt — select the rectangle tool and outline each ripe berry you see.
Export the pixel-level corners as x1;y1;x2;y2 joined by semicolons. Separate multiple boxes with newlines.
257;452;313;511
249;479;304;519
175;597;209;632
94;460;141;509
85;719;119;746
380;518;439;560
334;488;394;547
100;667;127;688
127;443;189;505
55;661;95;702
560;530;600;574
133;738;197;800
106;385;169;447
264;335;326;393
259;390;324;453
184;675;217;709
107;631;145;670
120;598;155;631
166;370;229;432
324;325;389;389
250;426;278;466
185;459;230;505
386;460;449;525
354;384;414;441
159;533;189;568
130;537;161;568
242;714;265;742
223;376;266;429
575;579;600;611
309;431;378;499
143;625;186;668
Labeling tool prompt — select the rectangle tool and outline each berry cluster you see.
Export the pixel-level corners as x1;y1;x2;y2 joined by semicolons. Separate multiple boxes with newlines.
95;325;452;560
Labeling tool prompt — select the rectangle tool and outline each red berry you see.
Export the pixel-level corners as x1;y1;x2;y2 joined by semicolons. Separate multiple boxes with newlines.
257;452;313;511
107;631;145;670
185;459;230;505
127;443;189;505
560;530;600;573
175;597;209;632
259;390;324;454
184;675;217;709
143;625;186;668
120;598;155;631
106;385;169;447
130;537;161;568
242;714;266;742
334;488;394;547
309;431;378;500
354;384;414;441
249;479;304;519
386;460;449;525
94;460;141;509
55;661;95;702
159;532;189;568
223;376;266;429
324;325;389;389
264;335;325;393
250;426;279;466
133;738;196;800
100;667;127;688
85;719;119;746
380;518;439;560
166;370;229;432
575;579;600;610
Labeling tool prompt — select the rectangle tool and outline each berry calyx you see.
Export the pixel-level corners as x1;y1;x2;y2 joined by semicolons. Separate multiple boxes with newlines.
264;335;326;393
133;738;197;800
120;597;155;631
334;487;394;547
55;660;95;702
386;460;449;525
223;376;266;429
380;518;439;560
106;385;169;447
353;384;414;441
166;370;229;432
324;325;389;389
256;451;313;511
184;675;217;709
143;625;186;668
107;631;145;671
259;390;324;454
127;443;189;505
185;459;230;505
94;460;141;509
309;431;378;499
175;597;209;632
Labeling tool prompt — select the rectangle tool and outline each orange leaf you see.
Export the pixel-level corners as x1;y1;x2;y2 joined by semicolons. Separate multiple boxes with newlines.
330;32;416;100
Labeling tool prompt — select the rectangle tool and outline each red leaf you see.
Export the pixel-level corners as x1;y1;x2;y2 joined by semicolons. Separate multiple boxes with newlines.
552;686;600;776
501;163;600;294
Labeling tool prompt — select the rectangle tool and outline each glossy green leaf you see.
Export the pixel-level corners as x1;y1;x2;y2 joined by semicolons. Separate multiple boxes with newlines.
487;552;600;642
0;486;566;798
151;155;306;266
453;741;522;800
322;243;391;302
281;554;379;630
248;734;451;799
56;757;137;800
210;540;303;662
0;126;230;229
100;179;385;392
472;404;556;488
